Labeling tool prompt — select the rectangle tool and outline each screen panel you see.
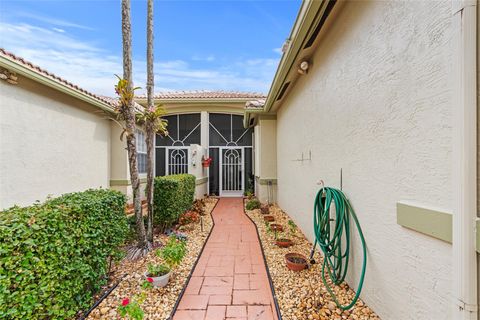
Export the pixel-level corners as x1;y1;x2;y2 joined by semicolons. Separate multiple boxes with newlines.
209;113;252;147
208;148;220;196
156;113;201;147
155;148;166;177
244;147;254;193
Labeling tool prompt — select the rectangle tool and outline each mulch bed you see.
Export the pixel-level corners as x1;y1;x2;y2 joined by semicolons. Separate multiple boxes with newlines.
85;197;218;320
246;202;380;320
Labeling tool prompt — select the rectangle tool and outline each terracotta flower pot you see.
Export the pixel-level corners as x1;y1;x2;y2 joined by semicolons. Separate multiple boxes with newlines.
264;215;275;222
276;238;293;248
270;224;283;232
285;253;308;271
260;205;270;215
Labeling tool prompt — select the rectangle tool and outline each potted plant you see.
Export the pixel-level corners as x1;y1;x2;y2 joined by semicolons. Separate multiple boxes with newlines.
147;236;187;287
260;204;269;215
275;219;297;248
144;263;171;288
285;253;308;271
270;223;283;232
201;156;212;168
264;215;275;222
275;236;293;248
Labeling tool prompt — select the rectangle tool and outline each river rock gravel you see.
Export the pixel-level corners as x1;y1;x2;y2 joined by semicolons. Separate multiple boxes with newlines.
245;203;380;320
86;197;217;320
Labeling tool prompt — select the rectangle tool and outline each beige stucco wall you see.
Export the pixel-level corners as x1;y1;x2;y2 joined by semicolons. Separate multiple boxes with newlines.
276;1;453;319
254;118;278;203
0;75;111;209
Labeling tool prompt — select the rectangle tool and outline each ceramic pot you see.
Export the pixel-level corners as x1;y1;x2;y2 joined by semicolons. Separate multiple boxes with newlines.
145;271;171;288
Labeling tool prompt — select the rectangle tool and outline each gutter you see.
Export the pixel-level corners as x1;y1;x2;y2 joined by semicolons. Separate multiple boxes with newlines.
451;1;478;319
243;0;335;128
0;56;115;114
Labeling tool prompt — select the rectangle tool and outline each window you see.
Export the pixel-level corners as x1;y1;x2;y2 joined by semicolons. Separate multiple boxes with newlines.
136;130;147;174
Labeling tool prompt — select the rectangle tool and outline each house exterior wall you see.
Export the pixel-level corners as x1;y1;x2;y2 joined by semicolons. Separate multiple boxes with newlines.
0;75;111;209
254;118;277;203
276;1;453;319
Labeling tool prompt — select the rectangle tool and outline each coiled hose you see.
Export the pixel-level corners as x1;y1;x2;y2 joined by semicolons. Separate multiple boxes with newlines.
312;187;367;310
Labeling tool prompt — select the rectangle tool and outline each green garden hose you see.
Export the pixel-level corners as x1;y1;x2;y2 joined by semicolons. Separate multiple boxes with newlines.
312;187;367;310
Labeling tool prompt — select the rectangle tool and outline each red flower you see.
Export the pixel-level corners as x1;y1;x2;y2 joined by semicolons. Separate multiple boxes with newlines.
147;277;153;283
122;298;130;306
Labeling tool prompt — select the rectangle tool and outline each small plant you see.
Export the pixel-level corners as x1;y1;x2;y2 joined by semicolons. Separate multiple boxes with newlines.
157;236;187;269
178;210;200;225
244;190;254;199
246;198;261;210
288;220;297;236
192;199;205;215
147;263;170;277
141;277;154;290
265;221;273;235
118;298;144;320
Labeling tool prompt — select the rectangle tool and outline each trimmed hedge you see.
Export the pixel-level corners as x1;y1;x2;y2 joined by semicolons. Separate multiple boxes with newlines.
0;189;129;319
154;174;196;229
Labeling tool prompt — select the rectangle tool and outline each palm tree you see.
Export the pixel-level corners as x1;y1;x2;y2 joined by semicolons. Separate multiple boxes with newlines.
121;0;147;256
145;0;155;243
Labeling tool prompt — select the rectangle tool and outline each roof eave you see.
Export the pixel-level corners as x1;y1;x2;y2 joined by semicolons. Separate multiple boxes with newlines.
247;0;338;122
262;0;329;114
135;97;261;105
0;56;115;114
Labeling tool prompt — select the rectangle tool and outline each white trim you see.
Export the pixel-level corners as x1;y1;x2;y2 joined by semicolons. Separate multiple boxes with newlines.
451;1;478;319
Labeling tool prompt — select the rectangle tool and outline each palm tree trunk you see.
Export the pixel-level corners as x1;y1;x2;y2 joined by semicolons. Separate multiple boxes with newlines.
145;0;155;243
122;0;147;250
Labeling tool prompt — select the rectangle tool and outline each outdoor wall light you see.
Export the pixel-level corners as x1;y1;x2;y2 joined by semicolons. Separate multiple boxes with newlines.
297;60;310;75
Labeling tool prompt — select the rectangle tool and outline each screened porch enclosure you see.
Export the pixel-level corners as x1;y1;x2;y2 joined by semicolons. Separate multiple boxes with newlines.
154;113;254;197
208;113;253;197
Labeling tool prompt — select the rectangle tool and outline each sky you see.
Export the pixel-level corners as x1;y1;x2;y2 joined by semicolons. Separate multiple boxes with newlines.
0;0;300;96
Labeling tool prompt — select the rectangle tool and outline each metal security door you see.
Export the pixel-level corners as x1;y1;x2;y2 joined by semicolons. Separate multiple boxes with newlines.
220;147;244;196
166;147;189;175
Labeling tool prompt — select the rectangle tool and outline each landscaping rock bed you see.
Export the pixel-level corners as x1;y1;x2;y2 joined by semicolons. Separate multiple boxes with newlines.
245;203;380;320
86;197;217;320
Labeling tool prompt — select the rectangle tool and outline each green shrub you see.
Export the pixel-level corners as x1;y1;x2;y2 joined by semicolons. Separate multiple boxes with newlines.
153;174;195;229
246;198;261;210
0;189;129;319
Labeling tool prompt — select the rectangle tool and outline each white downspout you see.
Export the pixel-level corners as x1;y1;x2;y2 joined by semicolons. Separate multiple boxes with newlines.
452;1;478;319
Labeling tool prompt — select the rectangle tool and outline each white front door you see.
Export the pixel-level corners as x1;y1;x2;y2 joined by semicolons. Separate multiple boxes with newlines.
219;147;244;197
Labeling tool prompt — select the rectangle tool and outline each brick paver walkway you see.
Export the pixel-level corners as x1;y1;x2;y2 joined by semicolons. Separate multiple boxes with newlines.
173;198;278;320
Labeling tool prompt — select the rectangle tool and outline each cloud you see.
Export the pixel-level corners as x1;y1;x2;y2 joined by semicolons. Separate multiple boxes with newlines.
191;54;215;62
0;21;279;96
273;47;283;55
16;12;94;31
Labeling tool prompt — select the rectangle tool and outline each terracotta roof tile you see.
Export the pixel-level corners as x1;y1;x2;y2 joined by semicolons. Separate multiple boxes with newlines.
245;99;266;109
136;90;266;100
0;48;114;107
1;48;266;106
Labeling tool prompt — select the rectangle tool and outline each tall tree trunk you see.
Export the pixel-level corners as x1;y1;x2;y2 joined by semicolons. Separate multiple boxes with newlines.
145;0;155;243
122;0;147;251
